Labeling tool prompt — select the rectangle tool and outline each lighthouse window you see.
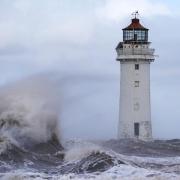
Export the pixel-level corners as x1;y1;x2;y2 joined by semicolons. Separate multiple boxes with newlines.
134;81;139;87
123;29;148;41
123;30;134;41
135;64;139;70
134;102;140;111
134;123;140;136
134;30;146;41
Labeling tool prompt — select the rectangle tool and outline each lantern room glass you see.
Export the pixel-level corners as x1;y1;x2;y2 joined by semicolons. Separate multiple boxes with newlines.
123;30;148;42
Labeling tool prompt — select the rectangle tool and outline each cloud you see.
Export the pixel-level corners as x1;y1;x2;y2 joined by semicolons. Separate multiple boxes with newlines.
96;0;171;22
0;0;94;49
0;0;97;74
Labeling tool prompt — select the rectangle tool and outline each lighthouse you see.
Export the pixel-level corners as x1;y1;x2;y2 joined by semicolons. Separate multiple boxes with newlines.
116;12;155;141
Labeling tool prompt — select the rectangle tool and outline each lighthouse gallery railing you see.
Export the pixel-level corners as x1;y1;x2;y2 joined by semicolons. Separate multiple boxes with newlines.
117;48;155;56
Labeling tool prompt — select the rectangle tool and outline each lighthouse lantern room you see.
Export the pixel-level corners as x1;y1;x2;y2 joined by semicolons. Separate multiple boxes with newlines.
116;12;155;141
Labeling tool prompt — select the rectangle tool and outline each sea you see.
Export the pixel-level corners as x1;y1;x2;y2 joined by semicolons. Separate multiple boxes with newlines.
0;129;180;180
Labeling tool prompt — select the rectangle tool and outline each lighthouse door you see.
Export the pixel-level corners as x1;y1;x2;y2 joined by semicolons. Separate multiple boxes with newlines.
134;123;139;137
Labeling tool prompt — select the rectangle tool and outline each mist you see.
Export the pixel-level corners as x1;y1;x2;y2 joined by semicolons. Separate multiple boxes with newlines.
0;75;61;144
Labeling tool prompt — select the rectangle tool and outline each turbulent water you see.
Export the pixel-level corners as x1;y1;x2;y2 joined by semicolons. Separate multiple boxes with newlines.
0;135;180;180
0;113;180;180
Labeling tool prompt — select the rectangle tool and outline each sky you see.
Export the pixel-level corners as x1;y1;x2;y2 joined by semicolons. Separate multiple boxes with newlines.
0;0;180;140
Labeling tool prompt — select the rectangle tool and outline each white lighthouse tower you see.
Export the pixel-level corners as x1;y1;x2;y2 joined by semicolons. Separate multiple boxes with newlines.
116;13;155;141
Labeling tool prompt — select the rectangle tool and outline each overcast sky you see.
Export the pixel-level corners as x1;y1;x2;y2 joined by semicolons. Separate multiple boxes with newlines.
0;0;180;140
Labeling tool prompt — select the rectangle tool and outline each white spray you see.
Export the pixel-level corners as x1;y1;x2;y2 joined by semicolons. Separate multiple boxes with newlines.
0;74;61;146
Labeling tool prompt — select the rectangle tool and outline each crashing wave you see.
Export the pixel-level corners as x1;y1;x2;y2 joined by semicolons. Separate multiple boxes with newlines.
0;76;62;149
1;138;180;179
0;76;64;174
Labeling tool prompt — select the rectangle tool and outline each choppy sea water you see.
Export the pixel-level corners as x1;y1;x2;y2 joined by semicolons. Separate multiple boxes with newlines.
0;136;180;180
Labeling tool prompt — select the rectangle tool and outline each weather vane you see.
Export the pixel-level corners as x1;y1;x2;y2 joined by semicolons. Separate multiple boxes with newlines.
132;11;139;19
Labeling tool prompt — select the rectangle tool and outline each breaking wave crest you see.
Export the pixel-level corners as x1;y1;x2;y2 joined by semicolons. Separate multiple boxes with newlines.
0;75;61;152
0;76;122;176
61;140;125;174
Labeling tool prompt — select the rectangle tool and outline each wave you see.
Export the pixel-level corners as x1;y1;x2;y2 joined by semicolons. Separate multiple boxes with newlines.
1;139;180;179
60;141;126;174
0;134;64;173
0;139;124;174
0;76;62;149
